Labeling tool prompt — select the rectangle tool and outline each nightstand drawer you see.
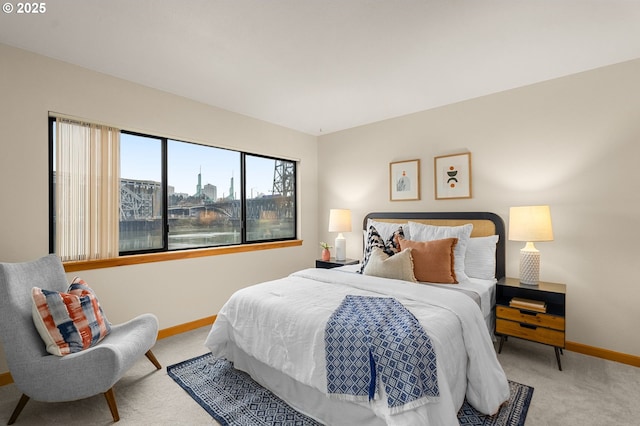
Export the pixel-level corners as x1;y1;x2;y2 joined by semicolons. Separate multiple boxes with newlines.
496;306;565;331
496;318;565;347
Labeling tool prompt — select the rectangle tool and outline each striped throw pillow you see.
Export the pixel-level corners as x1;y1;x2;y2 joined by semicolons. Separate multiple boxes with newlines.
31;277;112;356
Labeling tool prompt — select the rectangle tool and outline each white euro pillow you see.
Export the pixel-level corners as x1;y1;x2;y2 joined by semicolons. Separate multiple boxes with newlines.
365;219;410;243
464;235;499;280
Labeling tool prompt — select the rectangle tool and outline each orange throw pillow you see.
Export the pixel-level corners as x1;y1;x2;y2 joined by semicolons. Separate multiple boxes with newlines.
398;237;458;284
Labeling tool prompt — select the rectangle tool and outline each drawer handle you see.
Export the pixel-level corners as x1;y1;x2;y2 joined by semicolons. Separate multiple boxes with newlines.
520;323;537;330
520;310;539;316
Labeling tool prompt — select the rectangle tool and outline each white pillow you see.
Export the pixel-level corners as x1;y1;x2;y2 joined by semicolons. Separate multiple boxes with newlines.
407;222;473;282
366;220;410;244
465;235;499;280
362;247;417;282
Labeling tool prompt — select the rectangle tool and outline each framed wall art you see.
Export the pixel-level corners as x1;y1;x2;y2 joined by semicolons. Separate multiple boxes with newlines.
390;159;420;201
434;152;472;200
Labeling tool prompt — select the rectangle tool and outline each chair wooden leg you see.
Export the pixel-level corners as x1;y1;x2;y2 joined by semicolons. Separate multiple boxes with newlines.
7;394;30;425
104;388;120;422
145;349;162;370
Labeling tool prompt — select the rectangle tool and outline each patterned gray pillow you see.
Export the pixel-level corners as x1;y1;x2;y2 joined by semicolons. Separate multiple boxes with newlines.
358;225;405;273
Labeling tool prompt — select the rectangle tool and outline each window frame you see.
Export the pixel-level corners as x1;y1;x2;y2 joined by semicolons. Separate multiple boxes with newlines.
48;116;55;254
48;117;299;264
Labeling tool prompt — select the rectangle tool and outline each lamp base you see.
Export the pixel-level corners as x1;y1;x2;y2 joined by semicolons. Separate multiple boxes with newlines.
519;242;540;285
335;233;346;261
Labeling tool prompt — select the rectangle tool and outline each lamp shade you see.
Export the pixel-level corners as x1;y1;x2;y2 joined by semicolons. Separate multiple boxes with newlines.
508;205;554;242
328;209;352;233
509;205;553;285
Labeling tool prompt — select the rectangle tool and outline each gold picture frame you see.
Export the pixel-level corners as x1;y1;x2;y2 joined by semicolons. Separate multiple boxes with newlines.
389;159;420;201
434;152;472;199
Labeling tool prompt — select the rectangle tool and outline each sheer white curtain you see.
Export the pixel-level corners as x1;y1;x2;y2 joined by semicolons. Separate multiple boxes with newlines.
55;118;120;261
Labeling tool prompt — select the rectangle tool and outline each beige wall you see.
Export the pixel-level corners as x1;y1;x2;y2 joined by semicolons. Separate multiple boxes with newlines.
0;44;318;373
1;41;639;376
318;58;640;357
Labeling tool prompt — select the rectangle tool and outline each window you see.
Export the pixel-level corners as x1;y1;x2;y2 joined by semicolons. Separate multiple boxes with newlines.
50;117;297;261
167;140;241;250
119;132;164;253
245;155;296;242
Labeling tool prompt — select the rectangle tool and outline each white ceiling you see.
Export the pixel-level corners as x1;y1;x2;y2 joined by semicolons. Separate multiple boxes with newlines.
2;0;640;135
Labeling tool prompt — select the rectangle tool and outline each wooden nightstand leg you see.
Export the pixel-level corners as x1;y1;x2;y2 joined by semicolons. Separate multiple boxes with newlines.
554;347;563;371
498;335;505;353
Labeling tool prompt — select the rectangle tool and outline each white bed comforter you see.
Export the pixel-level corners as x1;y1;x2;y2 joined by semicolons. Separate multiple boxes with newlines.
205;268;509;425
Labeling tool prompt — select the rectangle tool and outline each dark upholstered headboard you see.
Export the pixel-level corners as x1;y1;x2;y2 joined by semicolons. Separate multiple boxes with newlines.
363;212;506;280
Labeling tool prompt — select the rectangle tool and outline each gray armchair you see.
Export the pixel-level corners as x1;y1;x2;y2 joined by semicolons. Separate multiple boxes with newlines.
0;255;161;424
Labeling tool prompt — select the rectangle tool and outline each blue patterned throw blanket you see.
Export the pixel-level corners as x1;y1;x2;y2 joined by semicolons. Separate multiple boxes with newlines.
325;295;439;414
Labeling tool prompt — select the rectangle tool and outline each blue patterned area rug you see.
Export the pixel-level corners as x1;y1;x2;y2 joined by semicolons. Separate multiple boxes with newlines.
167;353;533;426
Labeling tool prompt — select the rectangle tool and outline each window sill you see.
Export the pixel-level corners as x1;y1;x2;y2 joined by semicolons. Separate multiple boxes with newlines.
62;240;303;272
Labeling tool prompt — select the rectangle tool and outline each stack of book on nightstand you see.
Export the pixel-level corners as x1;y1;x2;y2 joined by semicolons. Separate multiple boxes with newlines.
509;297;547;313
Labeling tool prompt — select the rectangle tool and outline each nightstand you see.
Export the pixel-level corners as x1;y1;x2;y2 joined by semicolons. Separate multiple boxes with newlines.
495;277;566;370
315;258;359;269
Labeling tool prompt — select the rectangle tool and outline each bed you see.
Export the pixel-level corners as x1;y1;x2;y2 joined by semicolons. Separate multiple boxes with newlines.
205;212;509;425
351;212;506;337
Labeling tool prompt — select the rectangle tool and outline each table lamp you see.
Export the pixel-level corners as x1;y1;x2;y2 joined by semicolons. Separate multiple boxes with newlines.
328;209;352;261
508;205;554;285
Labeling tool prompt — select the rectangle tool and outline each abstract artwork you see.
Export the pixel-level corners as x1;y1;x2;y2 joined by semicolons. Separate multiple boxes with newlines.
434;152;472;199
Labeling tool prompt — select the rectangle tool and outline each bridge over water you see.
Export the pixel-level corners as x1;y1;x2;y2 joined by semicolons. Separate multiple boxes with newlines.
167;196;294;221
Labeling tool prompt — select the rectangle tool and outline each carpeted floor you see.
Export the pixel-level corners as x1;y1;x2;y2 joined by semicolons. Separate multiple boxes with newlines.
167;352;533;426
1;326;639;425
